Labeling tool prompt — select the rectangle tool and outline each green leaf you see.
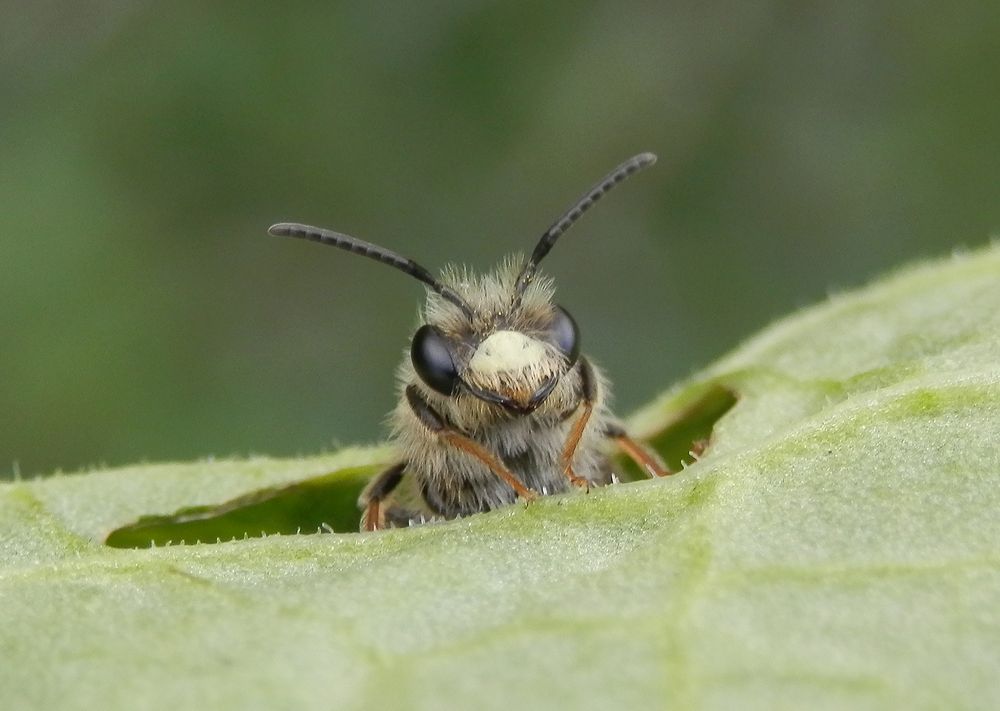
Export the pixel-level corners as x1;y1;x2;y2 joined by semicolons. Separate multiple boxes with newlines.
3;245;999;710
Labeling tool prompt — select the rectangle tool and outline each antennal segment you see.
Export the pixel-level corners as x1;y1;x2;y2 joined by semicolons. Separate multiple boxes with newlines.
514;152;657;297
269;222;476;319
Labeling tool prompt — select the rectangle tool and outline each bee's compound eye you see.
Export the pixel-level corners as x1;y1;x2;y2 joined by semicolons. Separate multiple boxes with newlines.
551;305;580;365
411;325;460;396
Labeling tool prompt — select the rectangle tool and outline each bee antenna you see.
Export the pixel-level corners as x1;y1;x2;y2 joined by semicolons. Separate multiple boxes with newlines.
514;152;657;298
269;222;476;319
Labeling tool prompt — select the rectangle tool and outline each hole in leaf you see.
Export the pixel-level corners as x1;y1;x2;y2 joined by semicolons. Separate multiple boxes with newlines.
105;385;737;547
104;465;376;548
616;383;738;481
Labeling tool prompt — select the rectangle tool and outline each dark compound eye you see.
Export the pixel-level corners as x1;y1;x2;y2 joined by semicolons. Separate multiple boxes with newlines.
411;325;460;396
550;305;580;365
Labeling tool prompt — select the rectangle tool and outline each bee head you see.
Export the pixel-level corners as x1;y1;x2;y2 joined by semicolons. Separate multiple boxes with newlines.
410;261;580;414
269;152;655;415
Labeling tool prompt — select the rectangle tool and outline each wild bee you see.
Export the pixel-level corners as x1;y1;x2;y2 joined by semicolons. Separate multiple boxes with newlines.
270;153;669;531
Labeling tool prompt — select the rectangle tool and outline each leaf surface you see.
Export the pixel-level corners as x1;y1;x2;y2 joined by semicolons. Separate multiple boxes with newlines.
3;246;999;710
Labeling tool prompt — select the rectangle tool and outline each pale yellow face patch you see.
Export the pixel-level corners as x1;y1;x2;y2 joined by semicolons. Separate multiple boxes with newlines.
468;330;547;376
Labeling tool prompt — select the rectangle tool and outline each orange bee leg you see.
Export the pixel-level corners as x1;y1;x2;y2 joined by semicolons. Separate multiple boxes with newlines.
406;385;538;502
605;422;672;478
358;461;407;531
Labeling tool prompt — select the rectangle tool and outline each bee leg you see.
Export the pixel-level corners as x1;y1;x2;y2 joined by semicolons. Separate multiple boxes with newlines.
358;461;407;531
405;385;538;502
561;357;600;491
604;422;672;478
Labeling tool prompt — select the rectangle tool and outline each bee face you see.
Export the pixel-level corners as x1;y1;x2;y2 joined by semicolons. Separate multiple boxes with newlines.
411;304;580;415
464;327;558;411
410;262;581;414
416;326;558;414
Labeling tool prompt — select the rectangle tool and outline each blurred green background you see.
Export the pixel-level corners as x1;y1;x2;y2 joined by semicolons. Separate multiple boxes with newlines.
2;2;998;478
